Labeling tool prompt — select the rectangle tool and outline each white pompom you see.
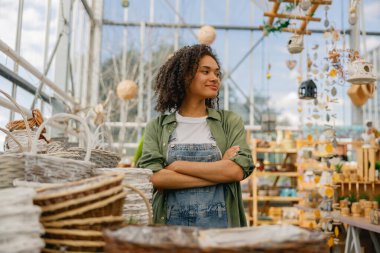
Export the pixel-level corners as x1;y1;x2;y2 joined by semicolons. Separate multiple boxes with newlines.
197;25;217;45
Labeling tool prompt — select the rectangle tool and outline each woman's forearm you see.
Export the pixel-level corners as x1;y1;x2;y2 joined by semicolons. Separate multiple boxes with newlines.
166;160;244;183
150;169;216;189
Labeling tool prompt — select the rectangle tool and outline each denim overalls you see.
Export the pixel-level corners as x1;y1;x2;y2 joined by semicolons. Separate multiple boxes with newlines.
165;131;228;228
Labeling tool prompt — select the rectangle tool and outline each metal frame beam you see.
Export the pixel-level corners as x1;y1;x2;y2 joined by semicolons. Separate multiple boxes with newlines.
102;20;380;36
0;63;51;103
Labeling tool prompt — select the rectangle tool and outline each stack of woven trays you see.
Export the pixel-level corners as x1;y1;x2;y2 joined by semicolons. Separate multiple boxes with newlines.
96;168;153;225
34;173;126;252
0;187;44;253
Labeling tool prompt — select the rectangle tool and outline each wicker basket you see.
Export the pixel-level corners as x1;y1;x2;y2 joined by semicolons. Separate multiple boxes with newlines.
5;129;47;154
43;216;125;231
104;225;327;253
24;113;95;183
67;147;121;168
43;238;105;252
44;228;103;241
0;127;26;188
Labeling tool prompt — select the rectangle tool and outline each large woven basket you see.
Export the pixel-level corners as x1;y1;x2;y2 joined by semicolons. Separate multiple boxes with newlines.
24;113;95;183
104;225;327;253
0;89;33;188
0;128;26;188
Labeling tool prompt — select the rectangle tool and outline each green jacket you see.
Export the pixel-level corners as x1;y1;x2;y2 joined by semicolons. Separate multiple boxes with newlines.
137;108;254;227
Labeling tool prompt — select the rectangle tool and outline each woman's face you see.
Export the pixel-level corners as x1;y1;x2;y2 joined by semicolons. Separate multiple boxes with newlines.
186;55;221;100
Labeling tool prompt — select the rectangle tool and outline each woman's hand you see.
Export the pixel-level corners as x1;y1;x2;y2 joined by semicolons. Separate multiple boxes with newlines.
222;145;240;160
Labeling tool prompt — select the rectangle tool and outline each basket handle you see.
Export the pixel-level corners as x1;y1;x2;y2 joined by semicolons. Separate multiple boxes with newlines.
124;183;153;225
0;89;32;151
0;127;24;152
31;113;92;162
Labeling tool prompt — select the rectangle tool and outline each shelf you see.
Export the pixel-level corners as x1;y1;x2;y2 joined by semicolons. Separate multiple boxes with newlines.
255;148;297;154
294;204;318;212
243;197;254;201
258;196;302;201
256;171;299;177
257;219;300;225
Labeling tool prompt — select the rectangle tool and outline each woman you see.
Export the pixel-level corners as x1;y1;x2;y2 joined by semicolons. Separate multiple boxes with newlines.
137;44;253;228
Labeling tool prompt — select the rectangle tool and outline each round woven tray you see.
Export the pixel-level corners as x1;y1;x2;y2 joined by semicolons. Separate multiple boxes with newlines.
44;238;105;252
44;228;103;241
40;190;126;222
43;216;125;231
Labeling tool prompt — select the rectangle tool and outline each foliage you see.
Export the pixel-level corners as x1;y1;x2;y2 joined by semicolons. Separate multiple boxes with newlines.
375;161;380;171
347;192;357;204
375;194;380;206
263;19;290;35
359;192;369;200
335;163;343;173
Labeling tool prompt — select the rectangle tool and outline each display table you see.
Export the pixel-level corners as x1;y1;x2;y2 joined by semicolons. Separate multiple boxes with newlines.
338;215;380;253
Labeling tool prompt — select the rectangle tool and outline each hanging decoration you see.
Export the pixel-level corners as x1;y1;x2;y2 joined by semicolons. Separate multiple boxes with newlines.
261;112;276;132
260;1;332;35
298;79;317;100
299;0;312;11
116;80;138;101
266;64;272;79
121;0;130;8
348;0;360;25
197;25;217;45
346;58;377;85
286;60;297;70
288;34;304;54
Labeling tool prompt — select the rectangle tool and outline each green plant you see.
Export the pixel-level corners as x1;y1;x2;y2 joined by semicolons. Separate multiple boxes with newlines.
359;192;369;200
335;163;343;173
347;192;357;204
375;195;380;206
375;161;380;171
338;196;347;201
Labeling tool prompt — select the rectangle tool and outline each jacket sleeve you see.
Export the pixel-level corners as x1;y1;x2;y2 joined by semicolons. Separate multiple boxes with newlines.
136;118;165;172
225;112;254;179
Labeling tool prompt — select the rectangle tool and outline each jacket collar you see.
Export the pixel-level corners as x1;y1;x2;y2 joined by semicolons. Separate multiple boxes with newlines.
161;108;221;125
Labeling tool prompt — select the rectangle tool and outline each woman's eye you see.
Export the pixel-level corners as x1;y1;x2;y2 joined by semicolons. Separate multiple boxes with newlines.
202;71;209;74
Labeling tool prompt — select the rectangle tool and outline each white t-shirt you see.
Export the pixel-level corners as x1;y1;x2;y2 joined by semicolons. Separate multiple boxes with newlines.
170;112;216;144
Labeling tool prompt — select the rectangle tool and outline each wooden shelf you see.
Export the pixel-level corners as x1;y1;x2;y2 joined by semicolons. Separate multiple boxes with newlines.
258;196;302;201
256;171;299;177
255;148;297;154
295;204;318;212
257;219;300;225
243;197;254;201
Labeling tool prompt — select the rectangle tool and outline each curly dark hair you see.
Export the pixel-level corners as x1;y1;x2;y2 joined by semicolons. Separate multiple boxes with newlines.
154;44;221;113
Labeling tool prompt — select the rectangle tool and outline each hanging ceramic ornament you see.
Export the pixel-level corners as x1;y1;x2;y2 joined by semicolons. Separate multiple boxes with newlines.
300;0;312;11
198;25;217;45
313;52;318;61
306;122;313;128
307;55;313;70
313;68;319;75
349;12;358;25
347;59;377;84
314;98;318;106
324;6;330;28
286;60;297;70
288;34;304;54
348;4;358;25
319;73;325;79
299;79;318;100
312;44;319;50
323;64;329;72
312;114;320;119
326;114;330;122
331;87;337;96
116;80;138;101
